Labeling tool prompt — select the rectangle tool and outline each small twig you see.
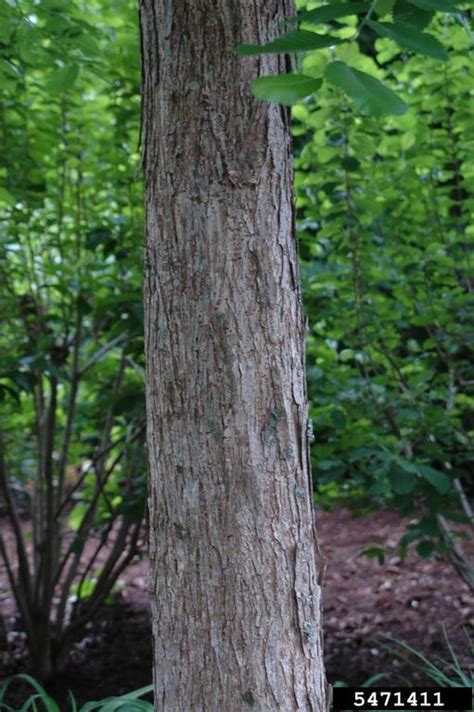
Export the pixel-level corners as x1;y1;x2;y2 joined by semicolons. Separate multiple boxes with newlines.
54;422;145;520
56;312;83;510
453;478;474;527
0;433;33;606
437;514;474;593
63;522;142;639
78;332;129;378
53;421;145;588
0;533;34;640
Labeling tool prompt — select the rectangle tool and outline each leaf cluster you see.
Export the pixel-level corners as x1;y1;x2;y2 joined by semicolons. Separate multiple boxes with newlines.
235;0;469;115
291;11;473;560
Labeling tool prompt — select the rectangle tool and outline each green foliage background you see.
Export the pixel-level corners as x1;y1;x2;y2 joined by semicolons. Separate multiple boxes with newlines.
0;0;472;565
0;0;145;528
291;1;473;559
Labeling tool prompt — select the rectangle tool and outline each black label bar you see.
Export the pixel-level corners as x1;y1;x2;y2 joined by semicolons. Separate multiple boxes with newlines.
332;686;472;711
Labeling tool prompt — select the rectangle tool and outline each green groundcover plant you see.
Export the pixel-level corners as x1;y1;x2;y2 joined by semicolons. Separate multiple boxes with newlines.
384;632;474;691
0;675;153;712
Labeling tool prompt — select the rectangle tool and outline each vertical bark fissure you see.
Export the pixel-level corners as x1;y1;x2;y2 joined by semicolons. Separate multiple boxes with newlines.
141;2;326;709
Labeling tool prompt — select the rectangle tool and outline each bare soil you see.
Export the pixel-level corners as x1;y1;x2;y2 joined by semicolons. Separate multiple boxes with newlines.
1;507;472;708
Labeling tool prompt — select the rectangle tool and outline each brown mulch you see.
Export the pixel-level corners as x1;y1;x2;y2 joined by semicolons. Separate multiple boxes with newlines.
318;507;472;685
0;507;472;707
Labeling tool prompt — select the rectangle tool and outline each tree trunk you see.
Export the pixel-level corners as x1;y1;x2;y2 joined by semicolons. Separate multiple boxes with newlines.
140;2;326;709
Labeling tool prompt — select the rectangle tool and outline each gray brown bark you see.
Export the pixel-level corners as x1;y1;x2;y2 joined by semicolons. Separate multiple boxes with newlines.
140;1;326;709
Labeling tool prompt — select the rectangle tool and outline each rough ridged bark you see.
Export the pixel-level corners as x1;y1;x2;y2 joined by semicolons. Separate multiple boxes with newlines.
140;2;326;709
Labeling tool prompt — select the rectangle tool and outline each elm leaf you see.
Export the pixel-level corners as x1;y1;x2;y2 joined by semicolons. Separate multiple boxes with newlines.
236;30;342;55
325;61;407;115
250;74;322;106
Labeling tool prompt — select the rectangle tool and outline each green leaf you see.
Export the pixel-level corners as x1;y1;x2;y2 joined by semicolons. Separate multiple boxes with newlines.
367;20;448;59
250;74;322;106
416;518;440;536
297;3;369;24
81;686;154;712
417;464;451;494
235;30;343;55
331;409;347;430
43;362;69;382
68;691;78;712
85;228;112;251
407;0;459;10
324;61;407;115
0;187;15;206
400;530;421;548
395;457;418;474
69;503;87;531
393;0;434;29
8;371;36;393
375;0;396;16
46;64;79;93
416;539;435;558
318;459;342;471
12;676;60;712
0;383;20;403
391;469;416;494
75;33;101;58
341;156;361;171
360;546;386;564
70;535;85;555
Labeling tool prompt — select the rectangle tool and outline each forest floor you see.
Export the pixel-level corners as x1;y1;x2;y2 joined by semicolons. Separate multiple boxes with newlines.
1;507;473;707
